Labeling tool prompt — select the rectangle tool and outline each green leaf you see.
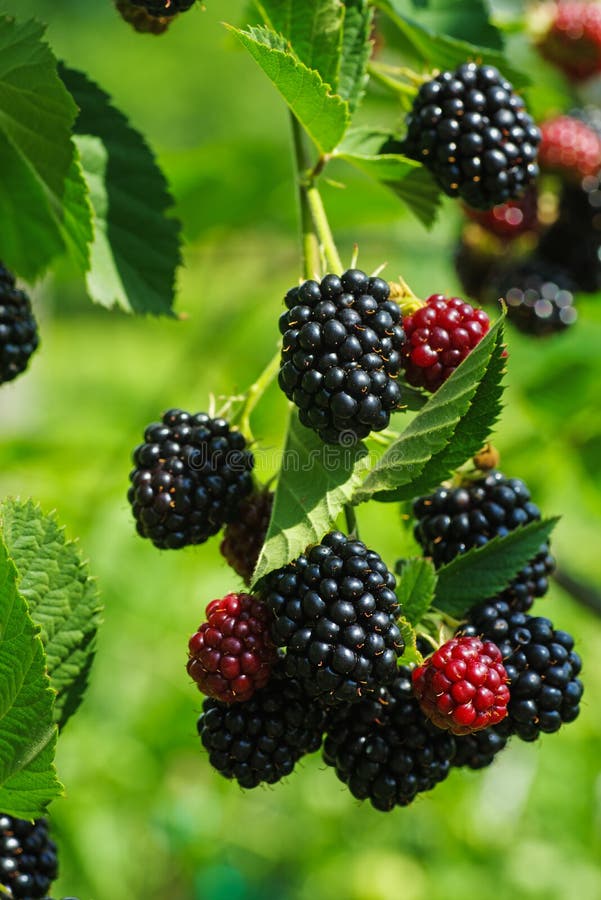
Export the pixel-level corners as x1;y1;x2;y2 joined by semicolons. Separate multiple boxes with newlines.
0;499;102;731
60;65;181;316
338;0;374;113
0;538;62;819
395;557;437;626
390;0;504;50
251;410;371;585
353;316;505;504
227;24;350;153
338;150;442;227
0;17;92;280
434;518;559;618
255;0;345;90
375;0;529;88
397;617;423;666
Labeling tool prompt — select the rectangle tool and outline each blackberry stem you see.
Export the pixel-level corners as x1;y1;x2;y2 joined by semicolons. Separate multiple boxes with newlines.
344;503;359;538
305;182;344;274
367;62;420;99
230;349;282;438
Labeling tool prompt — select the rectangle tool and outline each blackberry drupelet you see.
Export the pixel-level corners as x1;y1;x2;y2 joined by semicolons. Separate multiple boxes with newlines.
197;664;327;788
261;531;404;706
127;409;254;549
129;0;195;16
187;592;278;703
220;489;274;584
0;816;58;899
278;269;405;444
0;264;39;385
413;470;555;612
323;667;456;810
460;600;583;741
453;718;512;769
401;294;491;392
491;258;578;336
403;62;540;209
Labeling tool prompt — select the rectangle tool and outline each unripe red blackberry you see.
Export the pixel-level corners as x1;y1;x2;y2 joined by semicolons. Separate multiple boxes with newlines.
539;115;601;179
0;816;58;899
491;258;578;336
0;265;39;385
278;270;405;445
127;409;254;549
261;531;404;706
187;592;278;703
537;1;601;82
401;294;491;392
413;470;555;612
220;489;274;584
412;636;510;735
453;717;512;769
197;664;327;788
403;62;540;209
323;667;456;810
129;0;195;16
460;600;583;741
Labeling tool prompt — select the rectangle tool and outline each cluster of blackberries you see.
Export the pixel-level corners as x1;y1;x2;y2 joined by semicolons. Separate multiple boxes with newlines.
278;269;405;444
127;409;254;549
0;265;39;386
413;470;555;612
402;62;540;209
0;816;58;899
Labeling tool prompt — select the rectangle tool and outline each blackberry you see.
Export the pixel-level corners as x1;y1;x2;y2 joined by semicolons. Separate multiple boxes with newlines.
538;176;601;293
491;258;578;336
127;409;254;549
453;718;512;769
115;0;172;33
220;489;274;584
0;816;58;899
463;185;540;240
278;269;405;445
412;636;510;734
0;264;39;385
323;668;456;810
413;471;555;612
187;592;278;703
129;0;195;16
537;1;601;82
401;294;490;392
403;62;540;209
261;531;404;706
539;115;601;179
197;664;327;788
460;600;583;741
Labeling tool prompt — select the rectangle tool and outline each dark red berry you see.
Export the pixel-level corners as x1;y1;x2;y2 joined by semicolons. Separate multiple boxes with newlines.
463;186;539;240
220;489;274;584
187;593;278;703
401;295;490;392
537;1;601;82
412;636;510;735
539;115;601;179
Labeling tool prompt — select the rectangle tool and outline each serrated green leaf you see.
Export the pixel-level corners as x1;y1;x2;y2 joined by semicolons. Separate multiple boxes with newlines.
0;500;102;732
374;0;529;88
0;17;92;280
256;0;344;90
434;518;559;617
397;616;423;666
395;557;437;626
60;65;181;316
353;316;505;504
227;24;350;153
338;0;373;113
251;410;371;585
338;150;442;227
0;538;62;819
391;0;504;50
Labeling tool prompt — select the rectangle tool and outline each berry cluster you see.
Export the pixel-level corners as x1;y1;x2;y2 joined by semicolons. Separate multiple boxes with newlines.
220;489;274;584
278;269;405;444
0;816;57;899
401;294;490;392
127;409;254;549
0;264;39;386
403;62;540;209
413;470;555;612
493;258;578;336
537;1;601;82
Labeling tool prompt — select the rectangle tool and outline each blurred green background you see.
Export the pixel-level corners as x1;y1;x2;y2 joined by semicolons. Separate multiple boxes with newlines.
1;1;600;898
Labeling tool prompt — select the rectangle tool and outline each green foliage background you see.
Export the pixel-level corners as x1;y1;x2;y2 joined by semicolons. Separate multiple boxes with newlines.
0;1;600;898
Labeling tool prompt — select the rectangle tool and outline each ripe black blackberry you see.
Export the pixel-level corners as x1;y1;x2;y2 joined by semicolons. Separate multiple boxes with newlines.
452;718;512;769
261;531;404;706
220;489;274;584
460;600;583;741
0;264;39;385
491;258;578;336
538;176;601;293
129;0;195;16
403;62;540;209
413;471;555;612
127;409;254;549
197;664;327;788
278;269;405;444
323;667;456;810
0;816;58;899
